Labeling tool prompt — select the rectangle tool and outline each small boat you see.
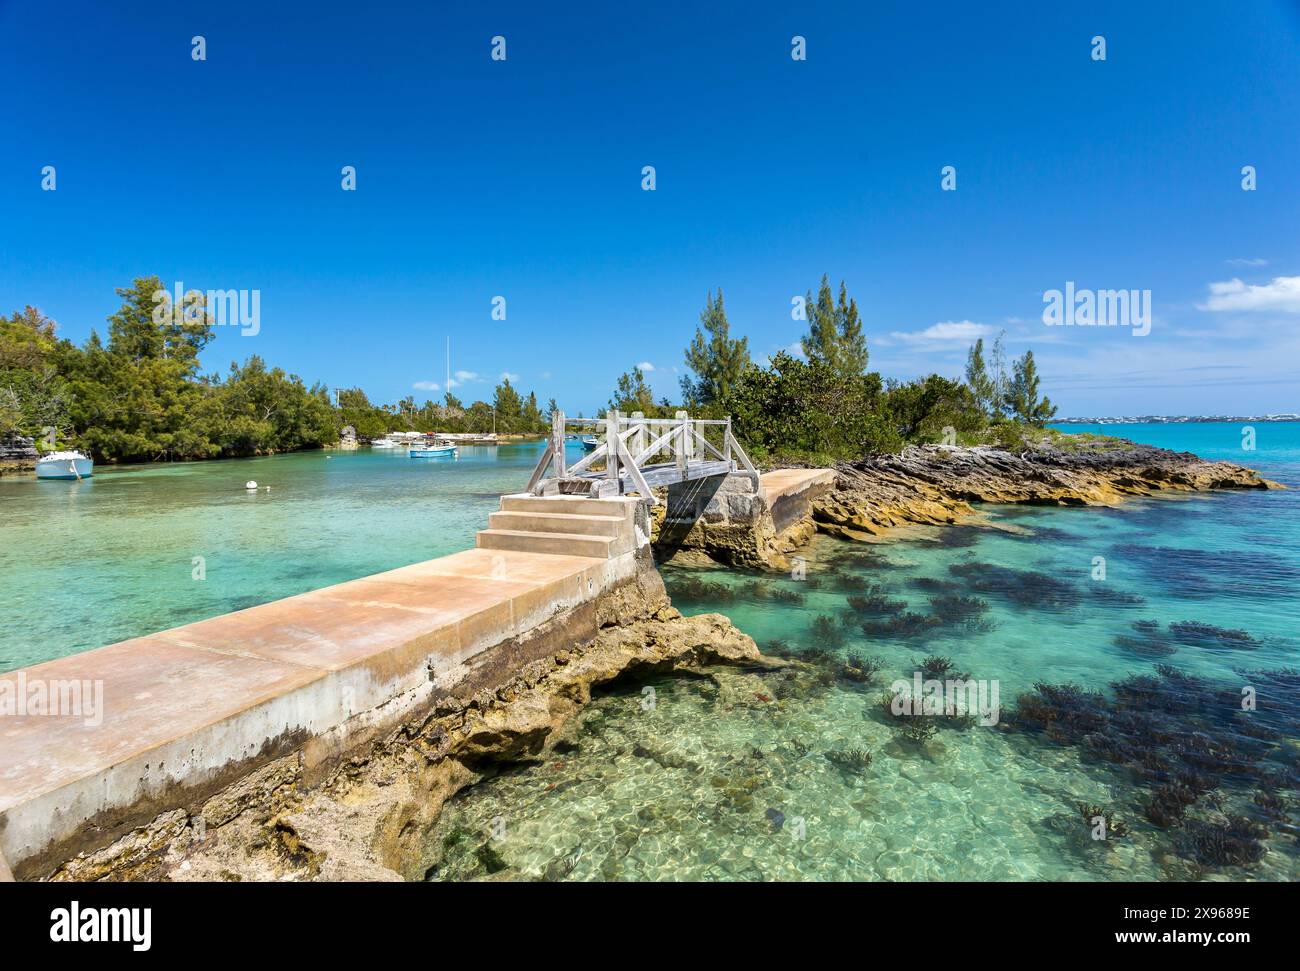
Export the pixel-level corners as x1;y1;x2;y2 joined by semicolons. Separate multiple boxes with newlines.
35;450;94;480
370;437;400;448
581;436;599;451
409;443;458;458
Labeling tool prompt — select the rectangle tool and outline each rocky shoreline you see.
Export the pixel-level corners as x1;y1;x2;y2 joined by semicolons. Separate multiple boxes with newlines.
811;442;1282;543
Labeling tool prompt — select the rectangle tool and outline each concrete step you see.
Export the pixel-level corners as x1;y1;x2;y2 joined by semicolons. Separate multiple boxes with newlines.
488;510;625;537
500;495;634;519
475;528;616;559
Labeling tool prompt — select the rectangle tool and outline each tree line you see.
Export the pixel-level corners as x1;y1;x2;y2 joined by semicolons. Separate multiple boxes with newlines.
0;276;552;463
606;275;1057;462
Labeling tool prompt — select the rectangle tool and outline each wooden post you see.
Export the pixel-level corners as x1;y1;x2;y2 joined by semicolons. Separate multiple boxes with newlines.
674;410;688;476
606;409;620;486
551;410;566;478
724;417;733;467
631;411;647;458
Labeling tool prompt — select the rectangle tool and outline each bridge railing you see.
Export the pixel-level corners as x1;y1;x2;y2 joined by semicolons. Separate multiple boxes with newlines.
524;410;760;504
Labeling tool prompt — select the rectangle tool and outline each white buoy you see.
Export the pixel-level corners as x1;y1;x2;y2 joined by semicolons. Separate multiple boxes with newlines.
245;480;258;490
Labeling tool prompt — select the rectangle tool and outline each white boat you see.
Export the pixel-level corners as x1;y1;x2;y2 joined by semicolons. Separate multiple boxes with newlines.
35;450;94;480
409;443;458;458
371;437;401;448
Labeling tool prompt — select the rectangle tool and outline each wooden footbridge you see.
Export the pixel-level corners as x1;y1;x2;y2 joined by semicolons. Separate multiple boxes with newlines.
524;411;760;506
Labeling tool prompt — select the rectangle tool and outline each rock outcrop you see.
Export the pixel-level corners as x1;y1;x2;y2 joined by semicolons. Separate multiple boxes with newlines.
814;442;1282;541
651;471;828;571
48;569;775;882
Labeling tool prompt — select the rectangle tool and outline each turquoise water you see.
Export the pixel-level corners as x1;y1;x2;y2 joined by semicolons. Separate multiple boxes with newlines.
0;441;573;672
429;423;1300;881
1051;421;1300;466
4;423;1298;881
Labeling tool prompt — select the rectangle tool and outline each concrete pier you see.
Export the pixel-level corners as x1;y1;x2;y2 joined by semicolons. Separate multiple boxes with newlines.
0;470;833;880
0;495;650;880
655;467;836;569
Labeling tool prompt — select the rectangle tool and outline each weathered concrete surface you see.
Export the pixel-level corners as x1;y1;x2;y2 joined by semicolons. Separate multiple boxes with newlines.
0;497;654;880
36;567;773;882
166;570;771;882
478;494;646;558
762;468;837;534
652;468;835;570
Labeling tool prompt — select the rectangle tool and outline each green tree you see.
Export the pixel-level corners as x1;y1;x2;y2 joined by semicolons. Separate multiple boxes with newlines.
989;330;1010;417
964;338;997;417
493;378;523;429
337;387;390;441
800;275;841;372
1004;350;1057;424
608;365;659;415
0;306;73;439
800;275;867;378
522;391;542;430
681;289;750;407
885;374;986;443
836;281;868;375
727;351;896;460
200;356;336;455
108;277;213;366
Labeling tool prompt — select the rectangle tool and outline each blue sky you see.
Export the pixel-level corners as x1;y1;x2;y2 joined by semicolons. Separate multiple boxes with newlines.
2;0;1298;416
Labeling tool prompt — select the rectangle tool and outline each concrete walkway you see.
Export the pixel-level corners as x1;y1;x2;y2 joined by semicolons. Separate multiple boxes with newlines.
0;477;835;879
0;537;627;877
760;467;836;501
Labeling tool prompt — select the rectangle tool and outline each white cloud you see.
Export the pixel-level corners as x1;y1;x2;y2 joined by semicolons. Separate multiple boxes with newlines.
412;381;441;391
888;320;994;345
451;370;482;389
539;371;551;380
1226;257;1269;267
499;371;520;383
636;361;655;372
1199;276;1300;313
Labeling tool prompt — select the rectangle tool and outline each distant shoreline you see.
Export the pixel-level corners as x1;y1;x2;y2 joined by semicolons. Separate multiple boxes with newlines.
1055;416;1299;424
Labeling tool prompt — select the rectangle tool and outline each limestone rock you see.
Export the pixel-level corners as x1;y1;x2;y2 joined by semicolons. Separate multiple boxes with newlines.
813;443;1280;540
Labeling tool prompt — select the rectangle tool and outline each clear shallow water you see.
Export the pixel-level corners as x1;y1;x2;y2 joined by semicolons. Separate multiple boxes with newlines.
430;424;1300;882
0;441;570;671
4;423;1298;881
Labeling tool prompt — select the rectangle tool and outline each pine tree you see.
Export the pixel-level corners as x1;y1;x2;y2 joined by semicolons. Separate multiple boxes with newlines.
989;330;1010;417
107;276;212;366
608;366;657;415
493;378;522;423
836;281;868;375
681;289;750;407
800;275;840;372
964;338;996;416
522;391;542;430
1004;350;1057;425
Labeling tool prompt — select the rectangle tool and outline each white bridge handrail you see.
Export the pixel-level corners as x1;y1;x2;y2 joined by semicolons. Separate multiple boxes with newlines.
526;410;760;504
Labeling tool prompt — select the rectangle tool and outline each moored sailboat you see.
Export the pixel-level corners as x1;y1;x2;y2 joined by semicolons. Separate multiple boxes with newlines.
35;450;94;480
